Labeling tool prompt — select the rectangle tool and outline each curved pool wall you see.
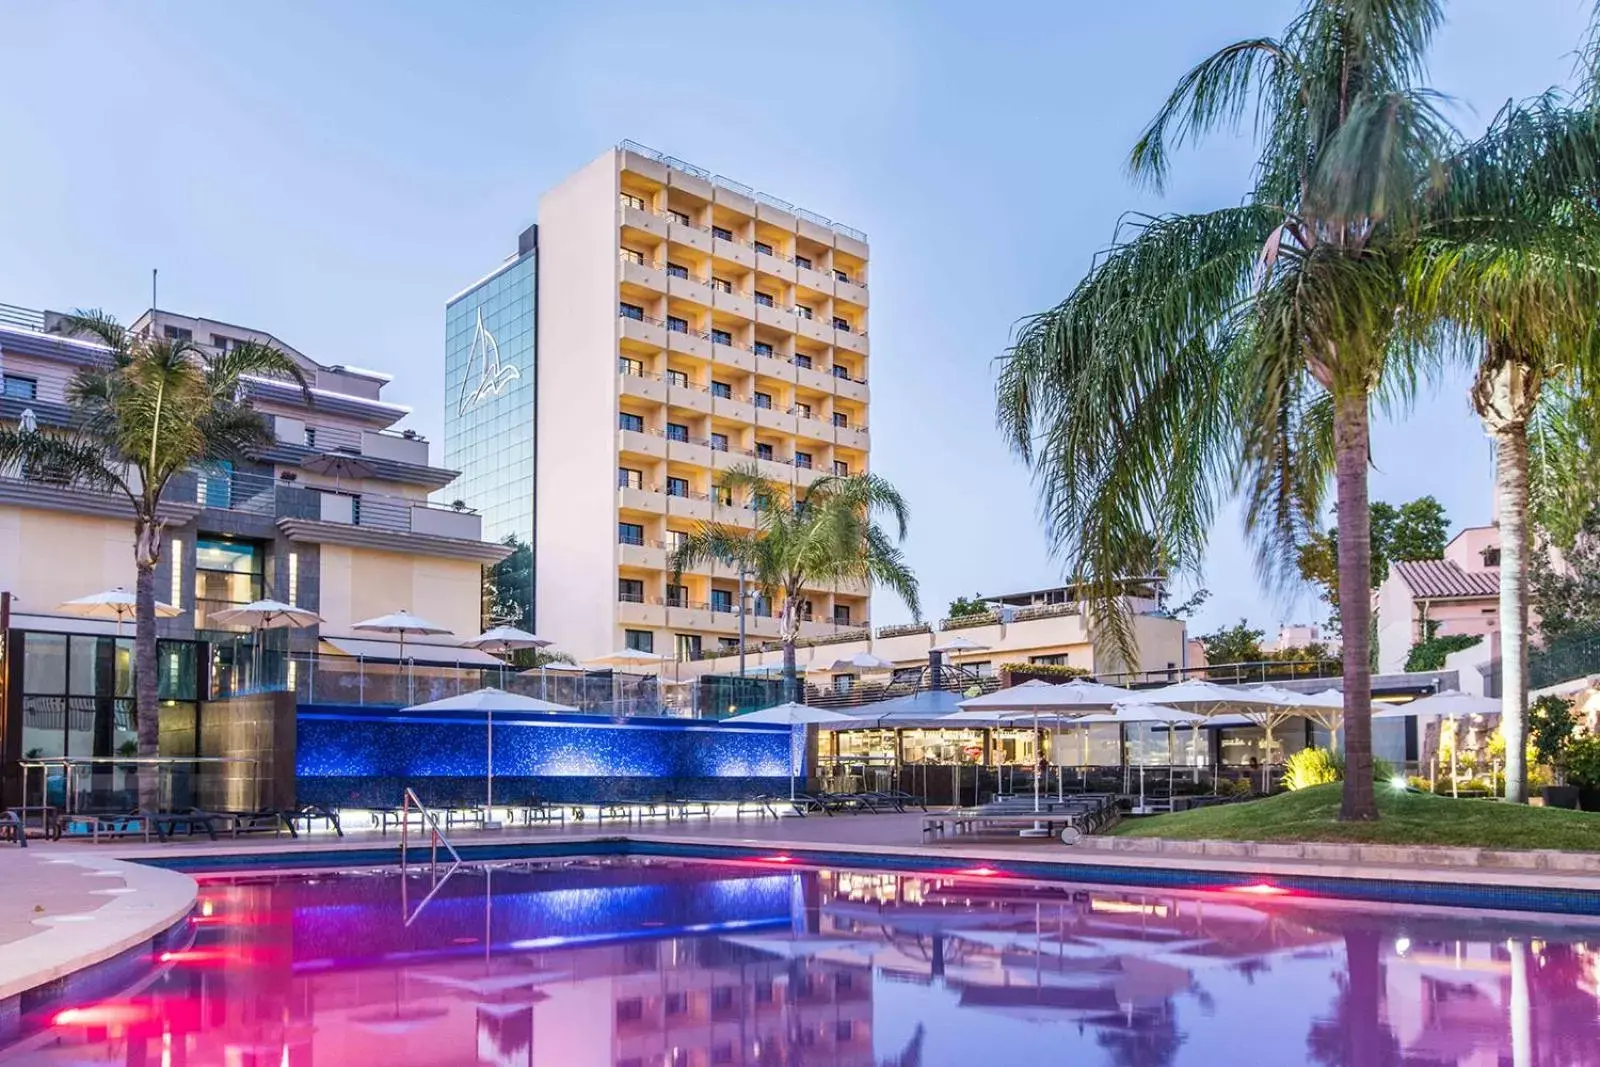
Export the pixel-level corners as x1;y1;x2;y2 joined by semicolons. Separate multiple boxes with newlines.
295;704;801;806
137;838;1600;918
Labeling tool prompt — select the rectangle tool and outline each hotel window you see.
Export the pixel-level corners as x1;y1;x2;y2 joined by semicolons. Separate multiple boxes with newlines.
711;589;734;613
713;485;733;506
1030;653;1070;666
665;369;690;387
835;268;851;283
617;467;642;489
833;364;851;379
754;392;772;409
711;328;732;347
667;315;688;333
674;633;702;662
669;208;691;226
754;291;774;307
754;240;773;256
286;551;299;606
304;426;318;448
799;599;814;621
618;578;645;603
666;583;688;608
833;605;852;625
832;412;848;427
625;630;654;653
833;674;855;694
619;302;645;320
618;522;645;546
711;380;732;399
795;402;812;418
666;422;689;443
833;316;852;332
753;341;773;357
618;412;645;433
794;254;812;270
195;537;263;629
710;432;729;451
620;192;646;211
794;354;813;369
833;460;850;476
718;637;739;653
711;276;733;293
712;225;733;241
756;443;774;460
163;324;193;341
795;451;812;469
2;374;36;400
666;476;689;498
618;356;644;376
170;538;184;606
666;262;689;279
667;530;689;550
620;247;645;266
795;304;813;320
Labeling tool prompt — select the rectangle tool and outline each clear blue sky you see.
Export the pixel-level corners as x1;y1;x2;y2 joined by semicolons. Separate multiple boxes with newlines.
0;0;1591;636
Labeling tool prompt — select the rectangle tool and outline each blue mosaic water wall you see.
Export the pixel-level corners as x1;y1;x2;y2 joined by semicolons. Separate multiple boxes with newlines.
294;704;799;806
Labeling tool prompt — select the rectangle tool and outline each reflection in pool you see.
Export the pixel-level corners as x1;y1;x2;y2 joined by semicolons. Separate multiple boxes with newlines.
6;857;1600;1066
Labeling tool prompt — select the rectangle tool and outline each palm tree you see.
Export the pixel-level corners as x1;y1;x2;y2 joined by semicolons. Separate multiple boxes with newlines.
1529;376;1600;551
1403;101;1600;802
997;0;1460;819
0;312;304;805
669;463;920;703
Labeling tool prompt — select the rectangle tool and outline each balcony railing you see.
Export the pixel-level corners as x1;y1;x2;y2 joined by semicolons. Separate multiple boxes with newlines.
171;467;480;541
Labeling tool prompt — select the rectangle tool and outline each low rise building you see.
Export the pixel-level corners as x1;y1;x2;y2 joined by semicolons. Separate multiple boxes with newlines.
1374;525;1502;673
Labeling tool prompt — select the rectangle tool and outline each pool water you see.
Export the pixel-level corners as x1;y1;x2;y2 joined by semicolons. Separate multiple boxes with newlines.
6;856;1600;1066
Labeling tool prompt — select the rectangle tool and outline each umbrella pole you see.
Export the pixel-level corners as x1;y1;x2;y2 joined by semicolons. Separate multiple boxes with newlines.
1032;711;1040;815
486;706;494;813
1167;724;1174;804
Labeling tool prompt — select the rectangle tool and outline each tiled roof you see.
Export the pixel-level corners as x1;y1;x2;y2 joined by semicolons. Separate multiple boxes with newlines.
1393;559;1500;599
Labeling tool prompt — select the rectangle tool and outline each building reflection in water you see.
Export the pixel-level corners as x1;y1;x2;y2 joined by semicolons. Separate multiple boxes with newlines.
9;858;1600;1067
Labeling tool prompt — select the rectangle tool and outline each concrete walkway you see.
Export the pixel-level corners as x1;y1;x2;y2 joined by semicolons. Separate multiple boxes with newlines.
0;851;196;1000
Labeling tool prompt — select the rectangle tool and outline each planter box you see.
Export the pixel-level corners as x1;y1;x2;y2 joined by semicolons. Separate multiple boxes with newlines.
1543;785;1580;810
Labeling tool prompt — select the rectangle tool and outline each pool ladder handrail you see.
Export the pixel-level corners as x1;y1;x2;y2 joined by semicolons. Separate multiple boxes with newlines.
399;788;462;927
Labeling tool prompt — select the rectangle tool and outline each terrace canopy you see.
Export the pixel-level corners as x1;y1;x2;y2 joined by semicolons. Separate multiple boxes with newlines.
401;687;577;812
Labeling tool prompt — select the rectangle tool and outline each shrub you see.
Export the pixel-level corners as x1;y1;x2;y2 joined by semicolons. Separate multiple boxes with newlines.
1283;747;1343;790
1223;777;1255;797
1565;736;1600;789
1372;756;1397;784
1529;695;1579;777
999;662;1090;685
1404;632;1482;672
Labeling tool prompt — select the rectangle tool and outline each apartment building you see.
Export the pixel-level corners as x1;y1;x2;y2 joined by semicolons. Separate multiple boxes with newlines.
0;303;508;772
449;141;872;662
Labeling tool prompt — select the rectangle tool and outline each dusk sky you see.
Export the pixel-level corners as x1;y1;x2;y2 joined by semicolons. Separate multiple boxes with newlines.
1;0;1591;636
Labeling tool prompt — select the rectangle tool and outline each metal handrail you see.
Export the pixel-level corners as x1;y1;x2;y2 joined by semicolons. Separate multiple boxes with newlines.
399;789;461;926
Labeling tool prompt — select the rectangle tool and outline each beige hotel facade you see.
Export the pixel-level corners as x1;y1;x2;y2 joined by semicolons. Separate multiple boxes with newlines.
450;142;873;663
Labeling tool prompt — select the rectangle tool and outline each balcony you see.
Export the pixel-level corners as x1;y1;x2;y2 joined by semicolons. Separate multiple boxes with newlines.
619;257;667;292
619;311;667;348
665;437;714;468
617;427;666;459
834;328;868;356
754;407;798;435
664;491;713;522
834;375;869;404
181;468;486;544
795;314;832;345
754;456;793;483
712;395;755;425
835;277;869;308
710;338;755;373
754;303;796;335
618;541;666;570
665;325;711;361
794;363;835;394
712;234;755;269
754;249;797;284
618;598;667;628
836;425;869;451
666;273;712;308
617;484;666;512
618;370;666;403
664;215;712;254
795;264;835;296
662;378;711;415
711;287;754;322
619;201;666;238
794;413;832;442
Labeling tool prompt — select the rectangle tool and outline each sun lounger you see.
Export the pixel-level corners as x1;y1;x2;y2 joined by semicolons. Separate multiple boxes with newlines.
284;804;344;837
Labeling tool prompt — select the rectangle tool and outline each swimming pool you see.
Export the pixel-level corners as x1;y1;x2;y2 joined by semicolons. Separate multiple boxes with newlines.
6;856;1600;1065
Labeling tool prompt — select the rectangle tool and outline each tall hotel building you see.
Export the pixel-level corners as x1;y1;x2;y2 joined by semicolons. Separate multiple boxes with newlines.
446;142;872;663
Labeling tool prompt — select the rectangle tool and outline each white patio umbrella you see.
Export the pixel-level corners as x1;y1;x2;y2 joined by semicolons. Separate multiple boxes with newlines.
585;647;671;671
1380;690;1502;798
466;625;553;689
1126;679;1296;791
402;687;577;813
721;701;855;802
829;652;896;671
954;680;1132;819
930;636;991;654
1248;685;1350;746
1095;702;1209;809
59;587;181;635
208;599;324;690
352;610;454;662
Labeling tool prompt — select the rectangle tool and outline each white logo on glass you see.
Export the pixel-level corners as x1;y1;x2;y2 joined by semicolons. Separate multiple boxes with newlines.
458;308;521;415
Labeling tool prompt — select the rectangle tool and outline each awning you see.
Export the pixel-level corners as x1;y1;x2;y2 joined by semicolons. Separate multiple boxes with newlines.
320;637;503;667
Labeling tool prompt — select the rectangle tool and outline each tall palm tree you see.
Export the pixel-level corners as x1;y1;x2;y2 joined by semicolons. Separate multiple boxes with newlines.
1403;101;1600;802
669;463;920;703
997;0;1458;819
0;312;304;805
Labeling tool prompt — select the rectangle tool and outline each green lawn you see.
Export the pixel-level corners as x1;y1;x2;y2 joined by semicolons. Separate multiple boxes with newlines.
1110;784;1600;851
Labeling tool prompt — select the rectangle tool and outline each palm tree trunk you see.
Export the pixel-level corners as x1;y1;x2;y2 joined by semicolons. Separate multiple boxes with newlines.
780;591;800;705
1495;425;1531;803
133;520;162;812
1333;388;1378;821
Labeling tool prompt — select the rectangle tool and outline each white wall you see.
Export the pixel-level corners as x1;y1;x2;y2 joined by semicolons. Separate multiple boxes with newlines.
535;150;625;660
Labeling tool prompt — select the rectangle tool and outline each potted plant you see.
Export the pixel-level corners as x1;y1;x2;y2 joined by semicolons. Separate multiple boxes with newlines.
1565;735;1600;812
279;470;298;483
451;499;468;512
1530;695;1581;809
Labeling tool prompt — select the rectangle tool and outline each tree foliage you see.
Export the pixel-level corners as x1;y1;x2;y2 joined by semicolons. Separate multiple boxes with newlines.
1296;496;1449;624
945;594;990;619
1197;619;1266;665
